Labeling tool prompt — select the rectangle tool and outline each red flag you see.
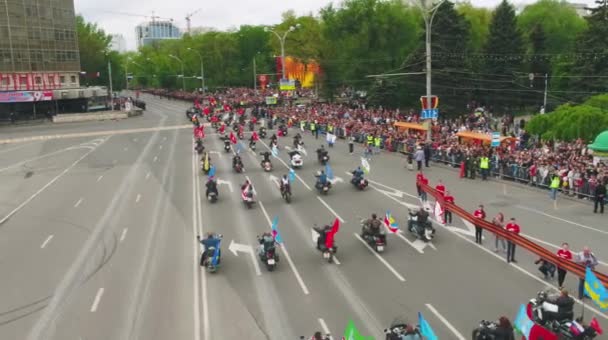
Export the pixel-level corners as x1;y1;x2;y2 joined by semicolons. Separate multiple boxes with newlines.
237;108;244;116
203;107;210;115
229;132;237;144
219;124;225;134
325;218;340;249
590;318;603;335
252;131;259;141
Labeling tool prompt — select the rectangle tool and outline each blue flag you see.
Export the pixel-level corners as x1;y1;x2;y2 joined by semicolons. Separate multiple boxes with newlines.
325;164;334;180
585;267;608;311
236;142;243;154
208;165;216;177
418;312;438;340
271;216;283;244
272;144;279;157
211;239;221;266
289;168;296;183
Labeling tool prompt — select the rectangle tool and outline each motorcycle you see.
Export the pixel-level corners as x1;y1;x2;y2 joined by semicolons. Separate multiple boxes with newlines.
241;190;255;209
471;320;499;340
407;211;435;242
299;334;331;340
258;240;280;272
315;179;331;195
529;291;574;330
261;160;273;172
249;121;255;131
233;161;243;173
207;190;218;203
360;219;386;252
259;128;267;139
351;175;368;190
199;234;223;273
318;153;330;165
195;142;205;155
249;142;256;151
290;153;303;168
384;321;420;340
278;125;288;137
280;184;292;203
313;225;337;263
224;140;231;153
238;132;244;140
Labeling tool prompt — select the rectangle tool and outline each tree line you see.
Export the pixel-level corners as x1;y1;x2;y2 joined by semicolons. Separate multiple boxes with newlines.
77;0;608;115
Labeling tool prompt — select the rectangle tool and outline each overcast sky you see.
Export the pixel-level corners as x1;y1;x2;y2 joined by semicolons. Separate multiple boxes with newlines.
74;0;596;51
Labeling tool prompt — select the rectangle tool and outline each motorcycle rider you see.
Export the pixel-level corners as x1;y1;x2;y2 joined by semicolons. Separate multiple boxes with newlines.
315;170;329;189
257;232;277;258
351;166;365;184
315;224;332;250
293;133;303;148
232;154;243;169
362;213;382;238
249;134;256;148
316;145;328;161
197;233;221;266
195;139;205;153
408;207;429;233
205;176;218;198
270;133;278;144
260;151;272;167
280;174;291;195
543;289;575;322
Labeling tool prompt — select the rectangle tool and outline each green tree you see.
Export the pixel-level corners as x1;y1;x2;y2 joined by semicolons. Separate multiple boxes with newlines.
565;0;608;101
482;0;525;111
457;2;492;52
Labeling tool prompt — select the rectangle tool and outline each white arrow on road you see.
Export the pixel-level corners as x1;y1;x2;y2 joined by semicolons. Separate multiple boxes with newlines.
329;176;343;184
208;151;222;157
217;179;233;193
228;240;261;276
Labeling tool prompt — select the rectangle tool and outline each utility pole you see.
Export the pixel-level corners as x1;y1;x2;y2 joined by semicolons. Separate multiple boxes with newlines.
253;56;257;91
265;25;300;81
108;60;114;111
543;73;548;111
186;48;204;93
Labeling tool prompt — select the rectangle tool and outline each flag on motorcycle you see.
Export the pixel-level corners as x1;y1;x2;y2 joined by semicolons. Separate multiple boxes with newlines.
208;165;216;177
194;98;202;110
418;312;438;340
252;131;259;141
203;107;210;116
219;124;225;134
229;132;237;144
585;267;608;311
384;210;399;233
203;153;210;171
326;132;336;145
590;318;603;335
289;168;296;183
514;304;534;339
342;320;373;340
325;164;334;180
325;218;340;249
272;144;279;157
434;201;445;224
361;157;370;174
236;142;244;154
271;216;283;244
211;239;221;266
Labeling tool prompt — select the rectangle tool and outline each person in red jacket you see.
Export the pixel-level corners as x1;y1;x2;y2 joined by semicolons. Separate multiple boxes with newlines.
505;218;520;263
556;242;573;289
435;179;446;198
443;191;454;225
416;170;428;202
473;205;486;244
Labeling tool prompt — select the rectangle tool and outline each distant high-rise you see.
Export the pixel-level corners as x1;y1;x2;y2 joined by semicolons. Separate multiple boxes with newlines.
110;34;127;53
135;21;181;48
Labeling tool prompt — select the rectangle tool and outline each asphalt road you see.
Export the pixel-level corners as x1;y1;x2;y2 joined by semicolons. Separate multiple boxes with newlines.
1;95;606;340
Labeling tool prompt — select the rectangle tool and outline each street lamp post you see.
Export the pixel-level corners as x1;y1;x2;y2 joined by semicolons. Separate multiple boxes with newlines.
265;24;300;81
169;54;186;91
108;60;114;111
187;48;205;93
412;0;445;142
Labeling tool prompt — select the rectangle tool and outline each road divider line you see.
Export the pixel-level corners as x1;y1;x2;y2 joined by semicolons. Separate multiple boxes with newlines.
367;178;418;199
74;198;83;208
516;204;608;235
521;233;608;267
97;175;103;182
135;194;141;203
259;201;310;295
0;140;85;173
354;233;406;282
90;288;105;312
40;235;54;249
145;171;151;180
425;304;466;340
396;232;424;254
191;151;202;340
0;139;107;225
317;318;331;337
194;149;210;339
316;197;345;223
119;228;128;242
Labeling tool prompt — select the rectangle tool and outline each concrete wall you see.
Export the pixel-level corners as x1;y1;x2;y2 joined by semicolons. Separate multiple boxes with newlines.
52;111;128;123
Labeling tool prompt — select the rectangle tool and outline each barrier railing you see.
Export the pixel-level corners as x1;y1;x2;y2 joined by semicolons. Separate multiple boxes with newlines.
418;181;608;286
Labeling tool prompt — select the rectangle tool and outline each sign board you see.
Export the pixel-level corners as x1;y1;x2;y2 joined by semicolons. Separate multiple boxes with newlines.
265;96;277;105
491;132;500;147
0;91;53;103
420;95;439;109
420;108;438;120
279;79;295;91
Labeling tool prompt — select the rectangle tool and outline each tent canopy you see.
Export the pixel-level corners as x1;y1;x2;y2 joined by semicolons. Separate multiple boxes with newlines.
394;121;428;131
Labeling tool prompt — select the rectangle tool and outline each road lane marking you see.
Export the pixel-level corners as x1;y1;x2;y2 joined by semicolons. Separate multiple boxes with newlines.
153;156;158;162
521;233;608;267
316;197;345;223
40;235;54;249
366;178;418;199
516;204;608;235
74;198;83;208
354;233;405;282
145;171;151;180
135;194;141;203
191;152;202;340
97;175;103;182
193;149;209;339
90;288;105;312
425;304;466;340
259;201;310;295
0;142;83;173
119;228;128;242
317;318;331;337
0;141;41;155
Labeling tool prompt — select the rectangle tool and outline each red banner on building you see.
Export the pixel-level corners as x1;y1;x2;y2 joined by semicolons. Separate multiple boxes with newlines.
0;73;62;91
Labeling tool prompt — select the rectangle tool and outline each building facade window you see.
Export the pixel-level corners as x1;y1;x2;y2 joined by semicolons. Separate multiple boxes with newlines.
70;75;76;83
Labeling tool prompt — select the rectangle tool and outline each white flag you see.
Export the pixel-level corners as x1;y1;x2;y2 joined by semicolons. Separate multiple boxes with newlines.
361;157;370;174
434;201;445;224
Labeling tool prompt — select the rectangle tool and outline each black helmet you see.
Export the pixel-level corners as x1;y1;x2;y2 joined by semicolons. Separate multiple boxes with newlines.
372;213;377;219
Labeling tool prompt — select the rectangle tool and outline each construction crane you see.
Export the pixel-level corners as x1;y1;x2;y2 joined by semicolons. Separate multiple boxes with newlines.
96;10;173;23
185;8;202;34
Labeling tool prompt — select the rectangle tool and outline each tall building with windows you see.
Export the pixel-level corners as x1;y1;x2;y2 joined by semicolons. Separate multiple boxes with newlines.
135;20;181;48
0;0;106;118
110;34;127;53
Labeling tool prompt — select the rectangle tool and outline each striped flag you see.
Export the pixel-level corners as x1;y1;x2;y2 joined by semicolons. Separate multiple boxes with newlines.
384;210;399;233
289;168;296;183
271;216;283;244
272;144;279;157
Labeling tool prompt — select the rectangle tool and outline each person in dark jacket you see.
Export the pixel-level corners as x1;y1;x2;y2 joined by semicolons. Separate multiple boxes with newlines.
594;181;606;214
423;143;431;168
491;316;515;340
